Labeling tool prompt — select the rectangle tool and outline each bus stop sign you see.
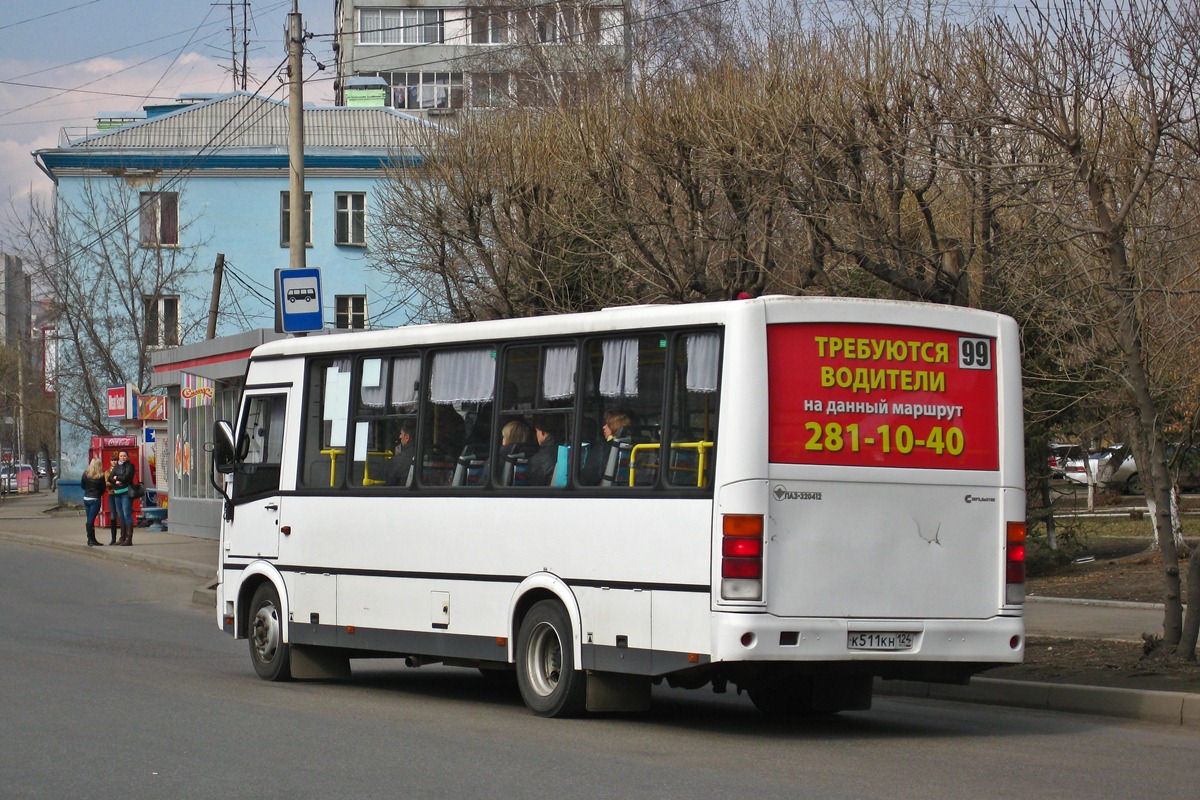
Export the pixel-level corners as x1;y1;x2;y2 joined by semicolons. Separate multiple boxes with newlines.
275;267;323;333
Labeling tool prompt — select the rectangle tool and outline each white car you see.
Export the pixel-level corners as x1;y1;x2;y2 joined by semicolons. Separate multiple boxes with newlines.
1064;444;1200;494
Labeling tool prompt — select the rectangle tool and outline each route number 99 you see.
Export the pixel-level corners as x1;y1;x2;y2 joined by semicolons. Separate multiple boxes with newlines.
958;337;991;370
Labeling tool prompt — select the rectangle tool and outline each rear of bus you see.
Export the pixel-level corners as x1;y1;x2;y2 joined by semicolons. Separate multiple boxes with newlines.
711;298;1024;713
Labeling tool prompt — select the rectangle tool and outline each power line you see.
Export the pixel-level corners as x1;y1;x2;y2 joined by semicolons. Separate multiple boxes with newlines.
52;58;293;269
0;1;297;121
135;5;221;110
0;0;102;32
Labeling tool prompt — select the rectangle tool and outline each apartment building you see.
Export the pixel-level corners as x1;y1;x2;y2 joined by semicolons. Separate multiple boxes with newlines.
333;0;626;116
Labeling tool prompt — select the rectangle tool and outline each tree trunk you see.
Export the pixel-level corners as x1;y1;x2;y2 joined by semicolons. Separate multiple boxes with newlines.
1170;486;1185;551
1181;550;1200;661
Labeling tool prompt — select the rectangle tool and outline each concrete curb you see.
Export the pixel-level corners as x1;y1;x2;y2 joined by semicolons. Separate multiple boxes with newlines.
877;677;1200;728
0;529;217;581
1028;595;1165;611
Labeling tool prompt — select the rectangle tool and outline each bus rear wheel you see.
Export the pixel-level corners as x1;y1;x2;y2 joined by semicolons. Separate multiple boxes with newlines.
516;600;586;717
249;582;292;681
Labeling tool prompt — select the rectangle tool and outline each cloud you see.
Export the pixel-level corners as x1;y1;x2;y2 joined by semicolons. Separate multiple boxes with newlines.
0;51;333;241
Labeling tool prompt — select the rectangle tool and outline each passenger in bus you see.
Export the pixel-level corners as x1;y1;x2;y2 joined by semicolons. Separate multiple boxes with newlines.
581;407;636;485
499;419;536;460
528;414;562;486
388;420;417;485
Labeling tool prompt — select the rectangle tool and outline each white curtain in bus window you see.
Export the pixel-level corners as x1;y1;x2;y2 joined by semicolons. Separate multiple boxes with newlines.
360;358;385;408
686;333;720;392
600;338;638;397
390;356;420;410
324;359;352;447
431;349;496;402
542;345;577;399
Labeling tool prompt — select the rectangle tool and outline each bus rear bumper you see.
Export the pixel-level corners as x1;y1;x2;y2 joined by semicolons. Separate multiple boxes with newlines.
710;612;1025;667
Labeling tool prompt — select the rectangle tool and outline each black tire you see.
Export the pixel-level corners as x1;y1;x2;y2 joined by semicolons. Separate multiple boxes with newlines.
1125;473;1142;495
515;600;587;717
249;582;292;681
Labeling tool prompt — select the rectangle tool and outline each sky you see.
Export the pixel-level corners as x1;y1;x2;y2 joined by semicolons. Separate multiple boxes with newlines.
0;0;337;230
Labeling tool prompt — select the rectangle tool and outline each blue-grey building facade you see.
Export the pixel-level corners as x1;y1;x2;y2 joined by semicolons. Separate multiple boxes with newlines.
34;92;430;533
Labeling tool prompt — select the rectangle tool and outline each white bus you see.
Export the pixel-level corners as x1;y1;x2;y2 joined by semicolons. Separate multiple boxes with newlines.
211;296;1026;717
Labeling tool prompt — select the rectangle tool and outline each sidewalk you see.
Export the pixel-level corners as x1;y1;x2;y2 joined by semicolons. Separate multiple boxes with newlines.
1;490;1196;727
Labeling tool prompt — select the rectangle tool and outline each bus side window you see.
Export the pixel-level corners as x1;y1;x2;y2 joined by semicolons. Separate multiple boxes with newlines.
581;335;666;489
299;357;351;489
499;343;575;490
424;348;496;488
234;393;287;499
665;331;720;488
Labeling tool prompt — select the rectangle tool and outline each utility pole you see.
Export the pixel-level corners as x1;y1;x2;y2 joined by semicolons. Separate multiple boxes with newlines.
227;1;239;90
241;0;250;90
287;0;306;274
207;253;226;340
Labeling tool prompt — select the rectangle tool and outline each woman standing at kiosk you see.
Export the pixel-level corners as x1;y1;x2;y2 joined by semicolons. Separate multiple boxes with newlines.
107;450;137;546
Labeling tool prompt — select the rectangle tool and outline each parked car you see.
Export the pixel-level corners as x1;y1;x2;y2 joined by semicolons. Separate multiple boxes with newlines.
1048;443;1085;477
1;464;36;492
1063;444;1200;494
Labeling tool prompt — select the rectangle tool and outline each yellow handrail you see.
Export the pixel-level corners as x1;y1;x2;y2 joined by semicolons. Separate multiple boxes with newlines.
322;447;394;487
629;441;713;487
319;448;346;487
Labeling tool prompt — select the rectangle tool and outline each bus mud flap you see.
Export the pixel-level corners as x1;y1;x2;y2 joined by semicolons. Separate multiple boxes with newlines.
586;671;651;713
290;645;352;680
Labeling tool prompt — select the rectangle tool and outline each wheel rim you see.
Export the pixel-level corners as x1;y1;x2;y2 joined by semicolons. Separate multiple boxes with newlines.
524;620;563;698
252;601;281;664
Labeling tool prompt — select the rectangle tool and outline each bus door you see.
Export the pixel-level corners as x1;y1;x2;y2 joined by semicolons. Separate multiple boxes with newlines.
225;391;289;561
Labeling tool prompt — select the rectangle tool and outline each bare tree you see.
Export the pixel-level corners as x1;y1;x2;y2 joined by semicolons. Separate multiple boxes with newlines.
373;113;626;321
4;184;208;441
974;0;1200;656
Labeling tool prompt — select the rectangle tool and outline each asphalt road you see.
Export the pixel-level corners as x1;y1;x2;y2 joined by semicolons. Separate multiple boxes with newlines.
2;539;1197;800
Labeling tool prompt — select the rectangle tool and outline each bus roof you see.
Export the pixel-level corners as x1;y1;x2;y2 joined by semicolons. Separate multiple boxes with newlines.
248;296;1009;360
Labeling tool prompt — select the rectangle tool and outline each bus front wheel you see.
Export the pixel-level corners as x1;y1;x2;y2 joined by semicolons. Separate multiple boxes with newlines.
516;600;586;717
249;582;292;681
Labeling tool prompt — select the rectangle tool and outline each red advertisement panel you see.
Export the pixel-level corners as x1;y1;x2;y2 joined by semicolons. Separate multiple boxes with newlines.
767;323;999;471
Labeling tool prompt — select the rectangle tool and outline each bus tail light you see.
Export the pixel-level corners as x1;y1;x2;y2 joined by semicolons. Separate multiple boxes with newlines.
1006;521;1026;605
721;514;764;601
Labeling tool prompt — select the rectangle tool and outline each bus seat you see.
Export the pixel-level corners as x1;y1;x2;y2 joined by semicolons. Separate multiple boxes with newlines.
452;447;488;486
501;454;530;487
601;439;633;487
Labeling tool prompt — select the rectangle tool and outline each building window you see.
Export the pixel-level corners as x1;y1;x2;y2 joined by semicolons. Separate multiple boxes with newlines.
359;8;444;44
470;72;510;107
280;191;312;247
470;7;508;43
139;192;178;247
143;295;180;347
335;295;367;330
335;192;367;246
381;71;463;110
595;8;623;45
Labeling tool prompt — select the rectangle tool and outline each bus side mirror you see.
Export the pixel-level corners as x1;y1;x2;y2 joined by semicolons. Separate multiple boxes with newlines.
213;420;237;474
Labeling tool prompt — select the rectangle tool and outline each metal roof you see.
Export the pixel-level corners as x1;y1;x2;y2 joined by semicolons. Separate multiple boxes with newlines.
67;92;434;151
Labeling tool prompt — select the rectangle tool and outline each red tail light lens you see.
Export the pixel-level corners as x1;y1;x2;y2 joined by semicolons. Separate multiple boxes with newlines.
1006;521;1026;604
723;537;763;558
722;558;762;579
721;514;764;600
